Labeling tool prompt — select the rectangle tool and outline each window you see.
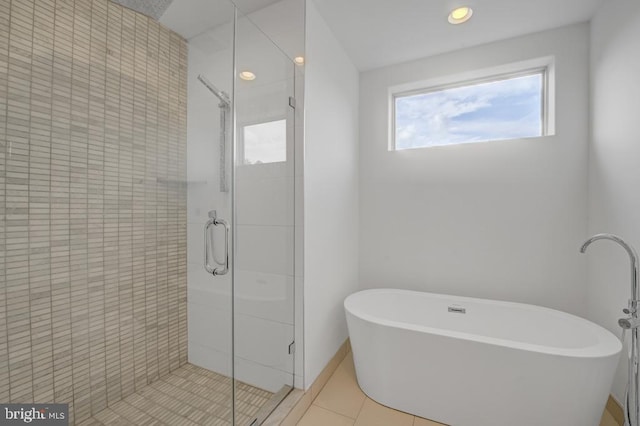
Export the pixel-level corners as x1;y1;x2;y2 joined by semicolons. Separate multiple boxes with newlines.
242;119;287;165
392;67;549;150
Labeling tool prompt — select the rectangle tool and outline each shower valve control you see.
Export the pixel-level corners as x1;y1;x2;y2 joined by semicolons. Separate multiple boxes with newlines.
624;299;640;315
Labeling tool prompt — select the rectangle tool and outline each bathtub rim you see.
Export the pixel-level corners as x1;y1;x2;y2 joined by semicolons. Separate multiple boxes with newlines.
345;288;622;359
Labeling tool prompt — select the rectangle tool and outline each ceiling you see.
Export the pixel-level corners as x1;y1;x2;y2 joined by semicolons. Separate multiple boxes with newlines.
110;0;175;20
159;0;284;40
313;0;605;71
160;0;304;64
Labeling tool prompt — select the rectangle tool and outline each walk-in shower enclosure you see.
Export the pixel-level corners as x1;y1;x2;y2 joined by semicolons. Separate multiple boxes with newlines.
0;0;304;424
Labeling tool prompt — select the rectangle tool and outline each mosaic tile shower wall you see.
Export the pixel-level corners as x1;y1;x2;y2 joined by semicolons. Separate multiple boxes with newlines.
0;0;188;423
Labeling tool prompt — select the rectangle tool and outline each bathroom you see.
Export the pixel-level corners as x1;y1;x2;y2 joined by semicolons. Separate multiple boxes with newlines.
0;0;638;425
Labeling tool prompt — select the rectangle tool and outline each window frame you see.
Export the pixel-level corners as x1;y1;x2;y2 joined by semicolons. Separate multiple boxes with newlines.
388;57;555;151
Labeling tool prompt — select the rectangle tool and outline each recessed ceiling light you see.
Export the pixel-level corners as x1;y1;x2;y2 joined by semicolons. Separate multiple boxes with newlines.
239;71;256;81
448;6;473;24
294;56;305;66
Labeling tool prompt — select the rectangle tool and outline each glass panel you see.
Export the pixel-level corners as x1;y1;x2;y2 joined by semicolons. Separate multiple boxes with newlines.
233;10;296;425
395;72;544;149
0;0;302;423
243;119;287;165
185;1;236;424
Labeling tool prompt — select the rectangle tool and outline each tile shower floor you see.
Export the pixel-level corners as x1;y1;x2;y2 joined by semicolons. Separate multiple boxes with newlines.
298;352;621;426
78;363;273;426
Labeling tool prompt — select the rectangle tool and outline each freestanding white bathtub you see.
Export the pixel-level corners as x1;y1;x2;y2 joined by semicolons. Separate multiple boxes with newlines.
345;289;622;426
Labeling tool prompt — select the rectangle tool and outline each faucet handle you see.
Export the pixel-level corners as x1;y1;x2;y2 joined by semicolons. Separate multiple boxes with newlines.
619;317;640;329
625;299;640;315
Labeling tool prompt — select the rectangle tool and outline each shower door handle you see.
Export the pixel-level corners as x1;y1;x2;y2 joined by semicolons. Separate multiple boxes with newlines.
212;215;230;276
204;210;230;276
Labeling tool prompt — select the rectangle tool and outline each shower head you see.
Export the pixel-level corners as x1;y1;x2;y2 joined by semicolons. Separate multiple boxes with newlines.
197;74;230;108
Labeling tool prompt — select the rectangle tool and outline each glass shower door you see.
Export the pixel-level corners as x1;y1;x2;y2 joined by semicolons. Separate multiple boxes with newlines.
232;11;297;425
188;4;297;423
186;1;235;423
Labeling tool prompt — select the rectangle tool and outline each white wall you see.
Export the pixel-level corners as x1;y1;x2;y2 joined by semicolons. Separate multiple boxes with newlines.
588;0;640;402
303;0;360;389
359;24;590;316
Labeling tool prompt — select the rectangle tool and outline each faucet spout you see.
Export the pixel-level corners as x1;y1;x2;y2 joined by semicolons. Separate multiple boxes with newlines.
580;233;640;307
582;234;640;426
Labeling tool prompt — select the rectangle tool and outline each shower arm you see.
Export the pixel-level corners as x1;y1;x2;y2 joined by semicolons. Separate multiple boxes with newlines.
197;74;230;193
197;74;230;108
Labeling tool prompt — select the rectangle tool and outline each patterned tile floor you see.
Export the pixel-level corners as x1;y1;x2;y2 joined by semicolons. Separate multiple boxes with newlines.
298;352;621;426
79;364;273;426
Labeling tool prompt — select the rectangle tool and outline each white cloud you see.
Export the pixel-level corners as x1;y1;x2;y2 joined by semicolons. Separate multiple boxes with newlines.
395;73;543;149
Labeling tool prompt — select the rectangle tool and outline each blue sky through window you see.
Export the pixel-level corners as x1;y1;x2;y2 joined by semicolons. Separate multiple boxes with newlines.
394;73;544;150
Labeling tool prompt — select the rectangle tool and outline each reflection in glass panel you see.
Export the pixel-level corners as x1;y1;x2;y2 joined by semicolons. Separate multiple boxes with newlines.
243;120;287;165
